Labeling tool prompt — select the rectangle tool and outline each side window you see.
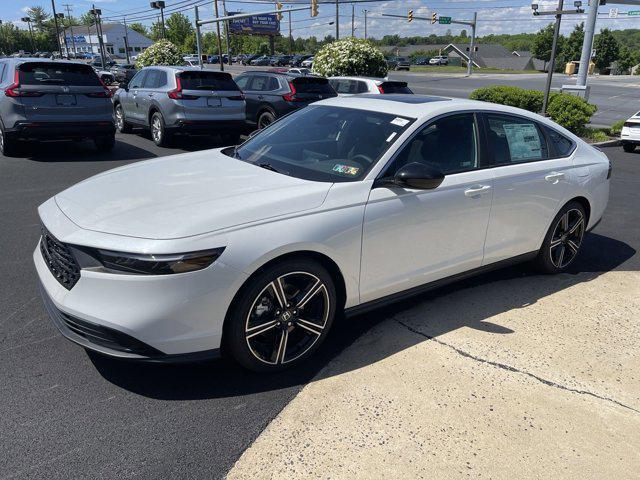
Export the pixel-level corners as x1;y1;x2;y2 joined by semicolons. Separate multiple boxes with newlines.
267;76;280;91
485;114;548;165
156;71;167;88
129;70;146;89
356;81;369;93
249;75;269;91
544;126;575;157
234;75;250;90
0;63;6;83
142;69;160;88
389;113;479;175
331;79;350;94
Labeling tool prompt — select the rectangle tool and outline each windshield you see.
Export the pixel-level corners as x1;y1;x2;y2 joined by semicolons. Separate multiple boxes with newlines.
179;71;239;91
232;105;415;183
19;62;101;86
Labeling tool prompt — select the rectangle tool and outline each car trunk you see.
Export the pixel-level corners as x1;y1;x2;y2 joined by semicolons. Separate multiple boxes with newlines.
176;71;245;122
15;62;111;122
287;76;337;103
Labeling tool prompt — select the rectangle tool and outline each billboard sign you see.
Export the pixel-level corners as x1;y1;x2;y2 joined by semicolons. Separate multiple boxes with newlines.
229;13;279;35
66;34;88;43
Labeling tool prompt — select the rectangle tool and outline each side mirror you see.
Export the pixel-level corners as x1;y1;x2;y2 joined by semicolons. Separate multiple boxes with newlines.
392;162;445;190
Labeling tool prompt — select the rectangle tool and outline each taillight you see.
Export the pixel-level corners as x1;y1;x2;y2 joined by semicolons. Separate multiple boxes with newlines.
5;70;44;97
87;78;112;98
377;85;385;94
168;76;198;100
283;82;305;102
228;92;245;101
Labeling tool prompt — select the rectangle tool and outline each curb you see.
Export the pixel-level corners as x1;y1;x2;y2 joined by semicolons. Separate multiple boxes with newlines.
591;139;621;147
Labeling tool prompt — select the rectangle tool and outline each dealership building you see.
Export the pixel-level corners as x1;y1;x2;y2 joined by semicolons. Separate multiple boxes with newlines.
60;23;153;57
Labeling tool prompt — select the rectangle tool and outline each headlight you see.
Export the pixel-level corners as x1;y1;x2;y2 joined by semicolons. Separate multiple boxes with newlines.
77;247;225;275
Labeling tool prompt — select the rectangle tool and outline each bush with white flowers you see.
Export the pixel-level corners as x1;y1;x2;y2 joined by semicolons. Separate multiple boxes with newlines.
312;37;388;78
135;40;184;69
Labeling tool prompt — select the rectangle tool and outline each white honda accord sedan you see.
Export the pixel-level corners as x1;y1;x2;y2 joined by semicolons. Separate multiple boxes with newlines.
35;95;610;371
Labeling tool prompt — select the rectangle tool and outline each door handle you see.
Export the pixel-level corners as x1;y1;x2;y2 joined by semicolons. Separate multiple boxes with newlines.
545;172;565;183
464;185;491;197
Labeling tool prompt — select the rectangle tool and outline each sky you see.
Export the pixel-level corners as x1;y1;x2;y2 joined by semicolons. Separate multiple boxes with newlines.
3;0;640;40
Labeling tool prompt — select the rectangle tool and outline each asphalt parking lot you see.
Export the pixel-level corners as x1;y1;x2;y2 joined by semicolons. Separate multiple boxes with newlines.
1;133;638;478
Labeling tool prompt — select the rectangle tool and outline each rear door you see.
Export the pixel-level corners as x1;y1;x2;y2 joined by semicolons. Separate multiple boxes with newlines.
138;68;164;123
16;62;111;123
177;70;244;122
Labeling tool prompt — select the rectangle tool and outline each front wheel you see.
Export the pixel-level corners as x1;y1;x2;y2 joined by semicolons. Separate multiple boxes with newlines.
534;201;586;273
225;259;337;372
115;104;132;133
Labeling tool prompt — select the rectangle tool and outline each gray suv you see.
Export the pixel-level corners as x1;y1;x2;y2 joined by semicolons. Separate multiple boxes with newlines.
0;58;115;156
113;66;246;147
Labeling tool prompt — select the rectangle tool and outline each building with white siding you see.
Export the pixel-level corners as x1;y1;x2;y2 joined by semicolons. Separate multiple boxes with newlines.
60;23;153;57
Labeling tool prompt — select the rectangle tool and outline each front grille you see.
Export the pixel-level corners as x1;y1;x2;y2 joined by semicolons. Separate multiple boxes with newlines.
40;225;81;290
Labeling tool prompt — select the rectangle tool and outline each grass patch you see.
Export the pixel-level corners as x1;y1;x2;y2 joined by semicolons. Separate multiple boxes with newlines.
408;66;541;74
581;127;611;143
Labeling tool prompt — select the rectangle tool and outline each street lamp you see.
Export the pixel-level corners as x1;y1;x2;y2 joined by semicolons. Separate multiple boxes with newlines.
21;17;36;53
150;1;166;39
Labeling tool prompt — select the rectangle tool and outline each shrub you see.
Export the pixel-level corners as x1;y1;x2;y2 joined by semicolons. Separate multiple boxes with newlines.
470;85;597;134
546;94;597;133
312;37;388;78
135;40;184;69
610;119;625;135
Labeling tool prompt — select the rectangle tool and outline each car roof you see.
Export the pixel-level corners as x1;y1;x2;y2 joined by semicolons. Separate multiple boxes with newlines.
329;76;385;83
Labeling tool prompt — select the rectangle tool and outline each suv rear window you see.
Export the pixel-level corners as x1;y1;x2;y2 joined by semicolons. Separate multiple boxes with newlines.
19;62;101;86
379;81;413;94
291;77;335;94
178;71;239;91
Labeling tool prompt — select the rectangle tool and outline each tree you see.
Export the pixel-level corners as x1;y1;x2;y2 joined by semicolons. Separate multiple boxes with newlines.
594;28;620;72
27;6;50;32
135;39;183;68
617;45;638;74
563;22;584;62
79;12;96;27
165;13;194;51
129;23;148;36
532;23;565;71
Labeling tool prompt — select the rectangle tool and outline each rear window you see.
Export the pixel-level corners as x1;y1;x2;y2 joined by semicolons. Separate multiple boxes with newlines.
379;82;413;94
178;71;239;91
291;77;335;94
19;62;101;86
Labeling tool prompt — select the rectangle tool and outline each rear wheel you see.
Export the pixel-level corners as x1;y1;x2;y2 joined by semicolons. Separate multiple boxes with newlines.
94;134;115;152
623;143;636;153
0;127;19;157
257;110;275;130
535;201;586;273
115;104;132;134
225;259;337;372
150;111;172;147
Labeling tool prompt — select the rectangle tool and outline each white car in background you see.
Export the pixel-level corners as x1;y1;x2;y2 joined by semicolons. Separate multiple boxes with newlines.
620;111;640;152
429;55;449;65
301;56;314;68
35;96;610;372
329;76;413;96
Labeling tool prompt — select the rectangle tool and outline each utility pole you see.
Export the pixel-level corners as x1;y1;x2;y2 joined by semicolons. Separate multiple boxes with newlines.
289;11;293;54
123;16;131;63
91;5;106;69
150;1;166;39
63;4;76;56
222;0;232;64
576;0;599;92
213;0;224;71
195;5;203;68
467;12;477;76
51;0;63;56
335;0;339;39
21;17;36;53
351;4;355;37
363;9;368;39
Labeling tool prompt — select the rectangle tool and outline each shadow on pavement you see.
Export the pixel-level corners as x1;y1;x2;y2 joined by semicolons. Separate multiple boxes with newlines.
90;232;636;400
21;139;157;162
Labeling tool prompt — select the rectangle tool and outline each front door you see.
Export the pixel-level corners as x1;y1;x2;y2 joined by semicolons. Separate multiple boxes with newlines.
360;113;494;303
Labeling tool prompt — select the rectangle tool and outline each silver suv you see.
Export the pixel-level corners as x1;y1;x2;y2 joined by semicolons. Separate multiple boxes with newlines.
0;58;115;156
113;66;246;147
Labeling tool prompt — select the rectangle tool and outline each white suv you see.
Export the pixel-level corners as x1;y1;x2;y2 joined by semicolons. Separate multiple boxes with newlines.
429;55;449;66
329;77;413;96
620;111;640;152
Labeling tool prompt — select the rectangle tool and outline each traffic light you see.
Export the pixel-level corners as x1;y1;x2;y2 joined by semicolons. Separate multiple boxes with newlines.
276;2;283;21
311;0;318;17
408;10;413;22
431;12;437;24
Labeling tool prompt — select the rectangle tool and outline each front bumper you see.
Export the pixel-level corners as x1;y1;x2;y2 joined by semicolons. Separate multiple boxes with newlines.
7;121;115;141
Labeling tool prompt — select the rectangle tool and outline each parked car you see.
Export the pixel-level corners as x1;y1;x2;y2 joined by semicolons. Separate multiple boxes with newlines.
113;66;245;147
0;58;115;155
287;67;311;75
242;54;261;65
429;55;449;66
34;96;610;371
620;111;640;152
270;55;293;67
413;56;429;65
93;66;115;85
233;71;337;129
90;58;116;69
291;54;312;67
250;55;272;66
394;57;411;71
301;56;314;68
110;63;137;83
329;77;413;96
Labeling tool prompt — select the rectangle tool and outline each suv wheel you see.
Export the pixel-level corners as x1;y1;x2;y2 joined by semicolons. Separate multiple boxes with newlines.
150;111;173;147
94;134;115;152
225;259;337;372
0;127;19;157
535;201;586;273
115;104;132;134
257;110;275;130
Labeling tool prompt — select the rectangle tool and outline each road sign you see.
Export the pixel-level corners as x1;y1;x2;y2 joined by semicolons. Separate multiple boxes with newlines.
629;10;640;15
439;16;452;24
609;8;619;18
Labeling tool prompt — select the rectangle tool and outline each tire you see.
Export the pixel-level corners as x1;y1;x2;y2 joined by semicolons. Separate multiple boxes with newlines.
150;111;172;147
623;143;635;153
94;134;115;152
114;103;132;134
257;110;276;130
0;127;19;157
225;258;337;372
534;201;587;274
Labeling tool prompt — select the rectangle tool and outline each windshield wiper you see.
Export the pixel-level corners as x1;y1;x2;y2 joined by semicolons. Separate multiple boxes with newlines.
258;163;280;173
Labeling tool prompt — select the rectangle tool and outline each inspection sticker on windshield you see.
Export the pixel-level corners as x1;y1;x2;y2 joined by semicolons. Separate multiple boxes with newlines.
391;117;410;127
333;164;360;176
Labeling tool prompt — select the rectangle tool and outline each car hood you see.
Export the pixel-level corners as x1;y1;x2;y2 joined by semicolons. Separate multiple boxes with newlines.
54;149;332;240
